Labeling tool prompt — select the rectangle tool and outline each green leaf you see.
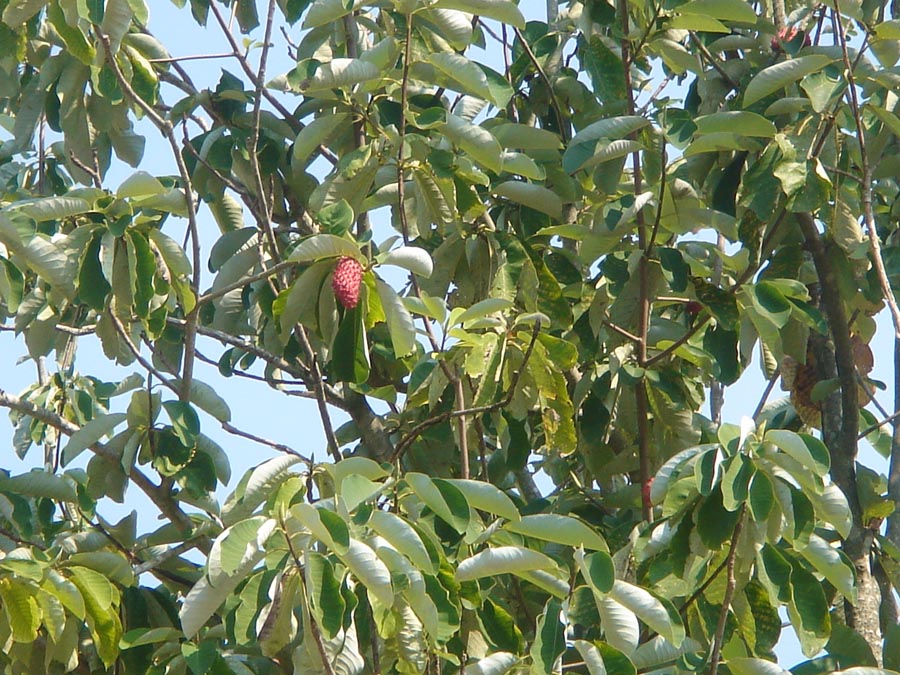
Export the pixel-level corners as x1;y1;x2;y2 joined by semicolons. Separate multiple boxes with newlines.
443;114;504;173
505;514;608;551
369;510;436;573
608;580;684;647
564;116;650;174
456;546;557;581
765;430;830;476
2;0;48;26
677;0;757;22
290;234;363;263
721;453;754;510
61;413;128;466
427;52;511;107
531;598;566;675
306;552;345;639
380;246;434;278
332;302;370;383
493;182;563;219
443;479;520;522
492;123;562;150
375;279;417;357
464;652;519;675
694;111;776;137
575;640;636;675
0;470;77;502
431;0;525;28
575;548;615;594
748;471;775;521
743;55;836;107
340;538;394;607
162;400;200;446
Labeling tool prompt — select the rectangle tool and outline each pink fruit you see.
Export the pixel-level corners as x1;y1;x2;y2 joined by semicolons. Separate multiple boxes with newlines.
332;257;364;309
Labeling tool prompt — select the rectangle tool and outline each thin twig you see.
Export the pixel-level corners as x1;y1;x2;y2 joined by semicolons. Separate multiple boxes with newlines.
752;368;781;421
198;260;298;306
708;505;745;675
690;31;740;90
221;421;312;464
148;52;236;63
512;26;568;141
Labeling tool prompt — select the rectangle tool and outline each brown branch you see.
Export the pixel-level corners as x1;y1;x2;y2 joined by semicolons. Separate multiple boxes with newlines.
832;2;900;338
708;505;746;675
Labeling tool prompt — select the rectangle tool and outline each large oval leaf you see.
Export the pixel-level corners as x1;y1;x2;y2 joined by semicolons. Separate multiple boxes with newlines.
504;514;608;551
743;55;836;107
456;546;557;581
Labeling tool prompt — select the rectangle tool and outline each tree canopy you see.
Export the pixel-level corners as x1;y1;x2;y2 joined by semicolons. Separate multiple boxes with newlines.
1;0;900;673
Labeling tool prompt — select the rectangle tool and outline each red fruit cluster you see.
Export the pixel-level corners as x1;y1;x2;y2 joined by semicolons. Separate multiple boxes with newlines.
332;257;363;309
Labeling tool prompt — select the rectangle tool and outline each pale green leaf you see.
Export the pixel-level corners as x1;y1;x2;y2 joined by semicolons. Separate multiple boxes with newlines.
117;171;166;199
376;279;417;357
2;0;48;26
340;538;393;606
0;470;77;502
799;533;857;603
289;234;363;263
493;182;562;219
451;298;514;326
443;478;520;522
430;0;525;28
369;510;436;573
608;581;684;647
456;546;557;581
743;55;836;107
443;114;503;173
293;114;350;165
61;413;127;466
380;246;434;278
505;514;608;551
464;652;519;675
694;111;777;137
728;658;792;675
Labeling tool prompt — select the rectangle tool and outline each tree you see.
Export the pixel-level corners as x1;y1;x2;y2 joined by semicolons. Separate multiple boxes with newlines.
2;0;900;672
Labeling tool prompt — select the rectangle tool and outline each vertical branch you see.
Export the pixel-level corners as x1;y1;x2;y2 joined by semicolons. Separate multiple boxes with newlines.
343;12;370;237
247;0;281;263
708;506;746;675
618;0;653;521
397;14;413;246
455;377;470;480
887;338;900;548
832;2;900;338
